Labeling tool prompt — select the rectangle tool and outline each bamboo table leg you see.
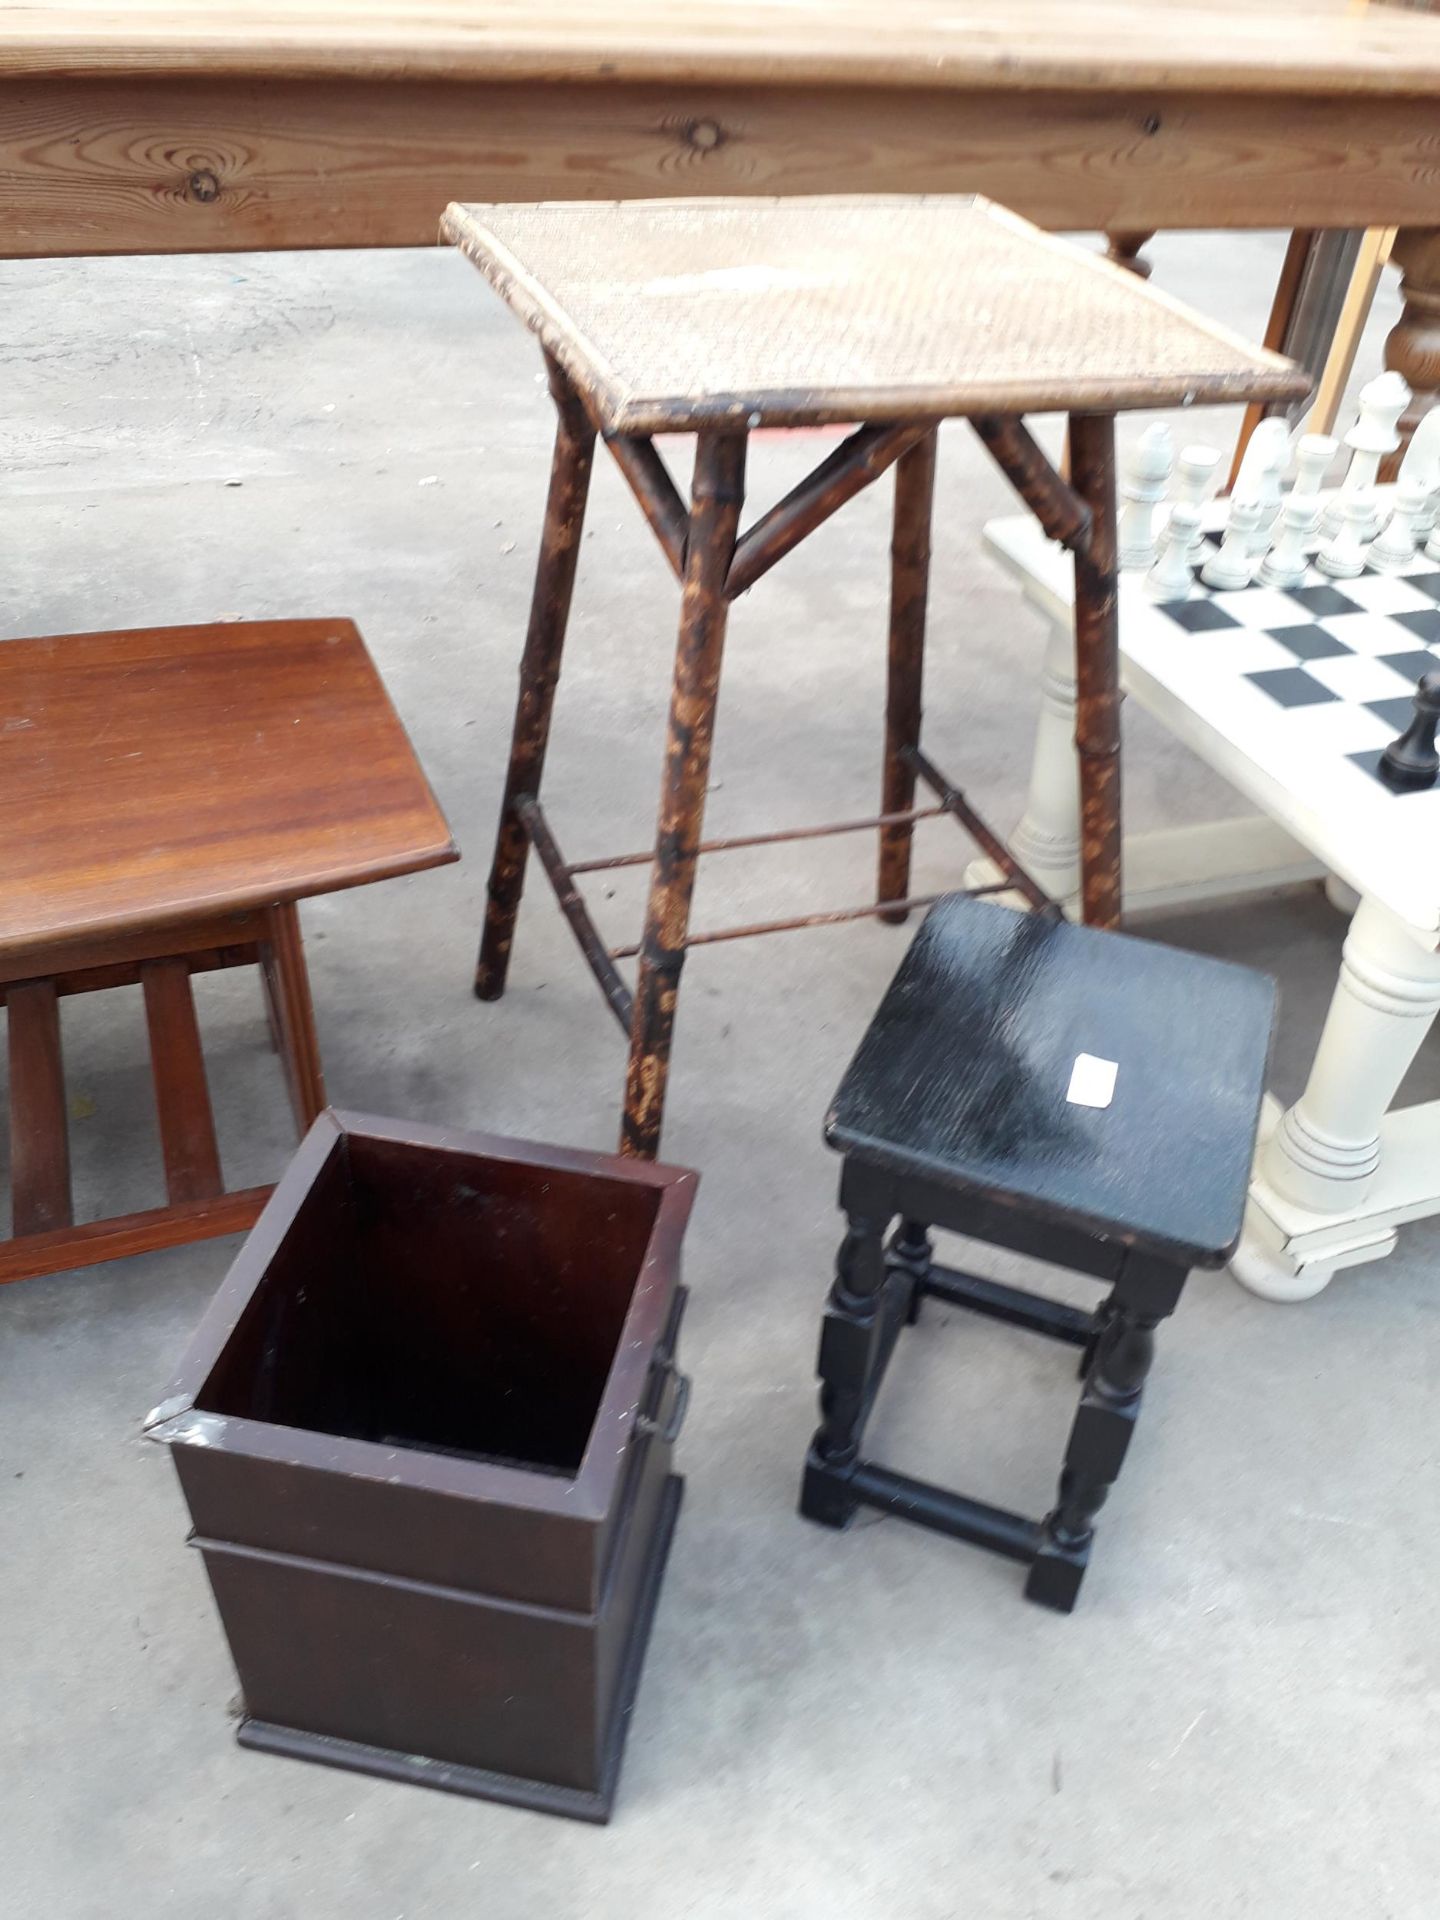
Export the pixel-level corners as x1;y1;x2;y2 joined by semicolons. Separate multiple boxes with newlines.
877;429;938;923
1066;412;1122;930
475;354;597;1000
621;430;747;1159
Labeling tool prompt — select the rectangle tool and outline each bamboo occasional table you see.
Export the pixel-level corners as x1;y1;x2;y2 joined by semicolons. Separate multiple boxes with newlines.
445;194;1305;1158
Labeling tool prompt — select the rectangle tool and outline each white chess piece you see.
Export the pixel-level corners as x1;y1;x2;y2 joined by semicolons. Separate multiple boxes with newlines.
1200;494;1262;590
1118;422;1173;570
1427;518;1440;563
1396;410;1440;541
1293;432;1337;502
1316;491;1374;578
1370;473;1429;570
1234;419;1290;552
1146;499;1201;598
1323;372;1410;536
1258;492;1321;588
1173;443;1222;560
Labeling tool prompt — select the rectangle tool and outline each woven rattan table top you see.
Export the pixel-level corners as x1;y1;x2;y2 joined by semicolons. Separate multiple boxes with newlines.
443;194;1306;434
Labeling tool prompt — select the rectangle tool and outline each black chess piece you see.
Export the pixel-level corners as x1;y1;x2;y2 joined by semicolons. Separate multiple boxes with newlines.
1379;672;1440;791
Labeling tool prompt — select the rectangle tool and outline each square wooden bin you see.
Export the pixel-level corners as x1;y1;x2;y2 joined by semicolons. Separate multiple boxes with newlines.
146;1110;698;1822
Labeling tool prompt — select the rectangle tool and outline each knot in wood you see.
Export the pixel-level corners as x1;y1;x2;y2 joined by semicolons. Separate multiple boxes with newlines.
683;118;725;153
187;168;221;204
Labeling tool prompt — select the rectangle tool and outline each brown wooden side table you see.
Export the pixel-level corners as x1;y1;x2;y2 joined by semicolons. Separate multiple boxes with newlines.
0;617;455;1283
445;194;1305;1158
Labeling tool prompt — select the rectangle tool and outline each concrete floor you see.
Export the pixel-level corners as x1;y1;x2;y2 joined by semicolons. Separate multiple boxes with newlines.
5;234;1439;1920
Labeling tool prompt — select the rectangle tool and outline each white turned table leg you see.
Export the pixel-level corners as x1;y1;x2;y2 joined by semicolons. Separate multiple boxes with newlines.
964;615;1082;904
1232;896;1440;1302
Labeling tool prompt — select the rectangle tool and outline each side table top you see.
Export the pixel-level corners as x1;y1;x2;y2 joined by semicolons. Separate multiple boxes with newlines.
0;618;457;954
443;195;1306;434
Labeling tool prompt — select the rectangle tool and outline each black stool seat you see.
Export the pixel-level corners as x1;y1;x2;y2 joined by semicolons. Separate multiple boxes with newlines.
801;893;1275;1611
828;892;1275;1268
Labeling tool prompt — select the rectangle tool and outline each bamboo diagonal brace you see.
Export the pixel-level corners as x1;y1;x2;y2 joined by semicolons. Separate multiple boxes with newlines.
972;415;1093;553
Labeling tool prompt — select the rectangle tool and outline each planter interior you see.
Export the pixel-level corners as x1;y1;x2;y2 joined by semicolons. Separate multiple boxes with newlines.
197;1129;663;1478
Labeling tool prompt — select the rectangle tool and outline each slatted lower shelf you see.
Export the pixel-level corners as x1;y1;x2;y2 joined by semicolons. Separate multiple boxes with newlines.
0;1187;272;1284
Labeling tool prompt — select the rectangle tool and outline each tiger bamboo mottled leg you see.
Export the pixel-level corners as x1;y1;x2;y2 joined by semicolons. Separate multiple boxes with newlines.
475;354;597;1000
620;431;747;1159
877;428;938;922
1067;412;1122;931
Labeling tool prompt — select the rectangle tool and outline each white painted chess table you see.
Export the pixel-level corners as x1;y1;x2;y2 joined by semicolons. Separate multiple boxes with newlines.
980;489;1440;1303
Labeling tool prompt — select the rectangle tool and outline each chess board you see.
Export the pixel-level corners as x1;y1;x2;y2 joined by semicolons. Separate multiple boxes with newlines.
982;501;1440;931
1151;531;1440;794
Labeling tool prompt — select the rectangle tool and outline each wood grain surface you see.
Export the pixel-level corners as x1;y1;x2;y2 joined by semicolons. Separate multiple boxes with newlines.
4;2;1438;95
4;6;1440;257
0;619;456;955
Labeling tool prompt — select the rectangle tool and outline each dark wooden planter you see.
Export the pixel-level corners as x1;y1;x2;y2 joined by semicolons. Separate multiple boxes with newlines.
146;1109;697;1822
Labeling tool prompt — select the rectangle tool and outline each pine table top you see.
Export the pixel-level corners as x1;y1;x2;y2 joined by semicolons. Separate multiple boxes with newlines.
7;3;1440;98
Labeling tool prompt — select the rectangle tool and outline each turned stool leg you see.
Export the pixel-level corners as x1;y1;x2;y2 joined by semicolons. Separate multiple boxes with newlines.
888;1215;934;1325
475;355;597;1002
801;1209;892;1528
620;430;747;1159
1026;1274;1178;1613
261;903;327;1132
877;429;938;922
1066;412;1123;932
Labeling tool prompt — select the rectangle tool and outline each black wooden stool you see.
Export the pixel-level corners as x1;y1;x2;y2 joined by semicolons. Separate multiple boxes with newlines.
800;893;1275;1611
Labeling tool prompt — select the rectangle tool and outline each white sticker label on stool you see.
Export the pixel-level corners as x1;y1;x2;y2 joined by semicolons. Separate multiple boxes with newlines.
1066;1053;1118;1109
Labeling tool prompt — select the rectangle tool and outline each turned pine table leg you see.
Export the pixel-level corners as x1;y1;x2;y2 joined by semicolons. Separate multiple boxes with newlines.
1001;616;1085;907
475;355;596;1001
1066;412;1122;931
620;430;747;1159
877;428;938;922
1382;228;1440;475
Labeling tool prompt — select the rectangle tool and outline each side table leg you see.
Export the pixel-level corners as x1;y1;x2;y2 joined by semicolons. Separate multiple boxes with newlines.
877;429;939;922
261;902;327;1133
1232;896;1440;1302
475;356;596;1002
801;1210;892;1529
620;431;747;1159
1067;412;1122;930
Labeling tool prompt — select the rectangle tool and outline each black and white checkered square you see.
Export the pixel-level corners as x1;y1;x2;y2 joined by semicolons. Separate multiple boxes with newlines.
1152;551;1440;794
